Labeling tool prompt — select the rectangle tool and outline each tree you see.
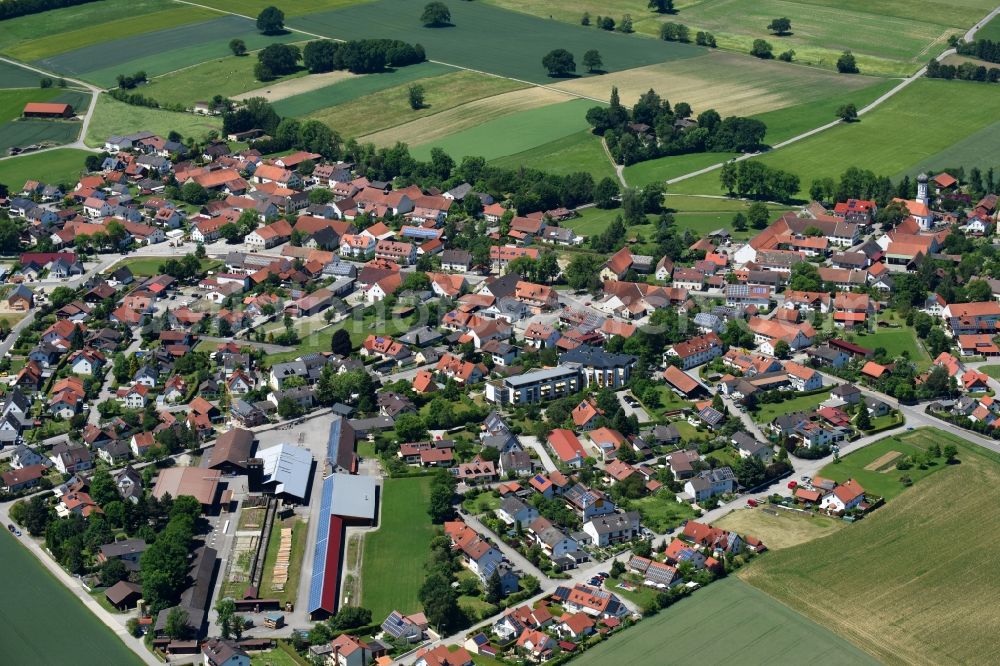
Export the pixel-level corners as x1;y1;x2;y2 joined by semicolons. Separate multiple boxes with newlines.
767;17;792;35
303;39;337;73
696;31;717;47
747;201;770;229
256;6;285;34
100;558;129;587
837;103;858;122
179;181;209;205
330;328;352;356
750;39;774;59
788;261;822;291
428;471;456;524
594;176;620;208
40;76;53;88
943;444;958;463
732;211;748;231
89;468;119;507
649;0;675;13
581;12;590;25
565;254;602;291
329;606;373;630
421;2;451;27
165;608;190;639
610;559;626;577
418;570;461;633
229;38;247;56
258;43;301;75
733;455;766;487
408;84;425;110
216;598;242;640
855;404;871;430
778;49;795;62
583;49;603;73
277;396;303;419
395;413;427;441
542;49;576;77
773;340;791;359
837;50;859;73
619;14;634;33
485;569;503;604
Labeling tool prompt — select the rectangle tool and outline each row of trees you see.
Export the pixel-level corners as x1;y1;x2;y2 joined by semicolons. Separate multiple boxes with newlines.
587;87;768;165
955;38;1000;64
256;43;302;81
719;159;800;202
927;58;1000;83
302;38;426;75
660;23;717;48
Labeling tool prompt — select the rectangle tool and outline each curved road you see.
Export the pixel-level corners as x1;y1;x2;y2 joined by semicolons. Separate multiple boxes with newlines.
0;56;102;160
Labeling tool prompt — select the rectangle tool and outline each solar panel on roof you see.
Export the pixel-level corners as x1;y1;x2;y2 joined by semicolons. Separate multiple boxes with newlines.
307;476;334;613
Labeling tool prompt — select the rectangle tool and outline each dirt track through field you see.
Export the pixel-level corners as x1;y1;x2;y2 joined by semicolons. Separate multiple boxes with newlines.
235;70;357;102
864;450;903;472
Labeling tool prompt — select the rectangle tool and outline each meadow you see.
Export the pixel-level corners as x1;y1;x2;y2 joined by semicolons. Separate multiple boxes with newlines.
304;70;526;138
0;148;90;187
715;507;845;549
549;50;879;117
84;96;222;148
272;62;452;117
361;476;436;620
573;577;876;665
289;0;702;84
409;98;595;161
670;79;1000;196
624;151;737;186
816;428;957;499
740;430;1000;665
752;390;831;424
491;130;617;182
36;15;300;87
0;530;142;665
632;494;698;533
979;13;1000;40
852;325;930;368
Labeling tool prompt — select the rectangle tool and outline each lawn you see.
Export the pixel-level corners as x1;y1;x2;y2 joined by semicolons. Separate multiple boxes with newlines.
109;257;221;278
84;95;222;147
461;490;501;515
632;495;698;533
739;430;1000;665
250;641;310;666
272;62;453;117
981;365;1000;380
259;517;308;605
714;506;845;549
671;79;1000;197
551;50;879;118
290;0;703;84
0;530;143;665
7;5;219;62
573;577;876;665
852;325;929;368
492;130;617;182
37;15;301;87
816;427;956;499
0;148;90;188
0;61;45;89
410;98;596;161
304;70;526;138
753;391;831;425
140;52;309;109
361;476;436;620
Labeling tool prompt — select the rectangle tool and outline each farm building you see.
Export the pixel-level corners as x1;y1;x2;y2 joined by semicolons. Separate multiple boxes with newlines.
23;102;74;118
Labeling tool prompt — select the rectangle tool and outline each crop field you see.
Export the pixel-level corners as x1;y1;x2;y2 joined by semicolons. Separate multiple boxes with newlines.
980;13;1000;40
0;530;142;665
85;96;222;148
361;86;573;150
0;61;45;89
409;98;595;161
361;476;435;620
816;428;961;499
0;120;81;153
0;89;73;123
6;5;218;62
715;507;845;549
0;0;173;54
0;148;89;187
289;0;703;84
190;0;369;17
36;15;300;87
304;70;526;138
549;50;877;117
574;578;876;665
902;120;1000;178
272;62;452;117
740;431;1000;665
140;50;310;109
491;130;617;182
671;79;1000;197
237;71;356;104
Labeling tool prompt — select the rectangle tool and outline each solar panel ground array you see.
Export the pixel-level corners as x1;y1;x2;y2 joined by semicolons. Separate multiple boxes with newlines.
289;0;703;84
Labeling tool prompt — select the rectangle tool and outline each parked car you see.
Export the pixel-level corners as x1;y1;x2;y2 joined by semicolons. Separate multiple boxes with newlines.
746;498;758;507
787;481;798;489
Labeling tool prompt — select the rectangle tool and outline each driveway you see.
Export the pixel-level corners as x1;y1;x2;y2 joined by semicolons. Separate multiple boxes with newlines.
519;435;557;473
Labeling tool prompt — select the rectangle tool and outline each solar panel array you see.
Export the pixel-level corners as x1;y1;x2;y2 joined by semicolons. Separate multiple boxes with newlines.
307;475;335;614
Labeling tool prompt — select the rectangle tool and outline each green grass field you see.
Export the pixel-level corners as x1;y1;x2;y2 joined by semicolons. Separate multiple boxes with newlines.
632;495;698;533
259;518;307;605
140;51;309;109
305;70;526;138
491;130;617;182
0;120;81;153
191;0;369;17
671;79;1000;196
0;530;143;665
852;325;929;368
410;98;595;161
85;95;222;147
980;13;1000;41
981;365;1000;380
753;391;831;424
740;429;1000;665
624;152;737;186
901;119;1000;178
0;148;89;187
6;5;219;62
0;88;73;123
109;257;221;277
37;15;300;87
361;476;436;620
272;62;452;117
574;577;876;665
816;428;955;499
290;0;703;84
715;507;844;549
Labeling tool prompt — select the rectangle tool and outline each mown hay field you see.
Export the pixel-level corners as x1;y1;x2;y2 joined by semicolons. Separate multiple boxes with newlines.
740;429;1000;665
0;149;90;187
491;130;617;182
573;577;877;665
85;96;221;148
289;0;702;84
714;507;845;550
305;70;526;138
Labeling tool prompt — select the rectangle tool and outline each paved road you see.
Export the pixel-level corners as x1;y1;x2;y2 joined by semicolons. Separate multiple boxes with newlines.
462;512;552;583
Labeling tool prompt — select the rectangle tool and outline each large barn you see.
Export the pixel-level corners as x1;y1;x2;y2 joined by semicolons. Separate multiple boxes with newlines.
307;473;379;619
23;102;74;118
